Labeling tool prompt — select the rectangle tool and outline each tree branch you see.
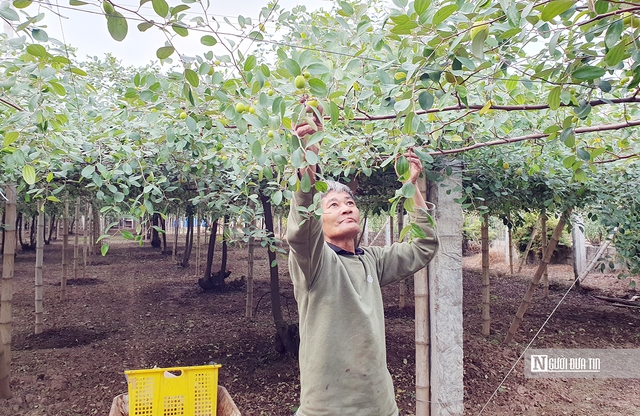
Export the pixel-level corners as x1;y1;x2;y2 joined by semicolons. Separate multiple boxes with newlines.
428;119;640;156
349;96;640;122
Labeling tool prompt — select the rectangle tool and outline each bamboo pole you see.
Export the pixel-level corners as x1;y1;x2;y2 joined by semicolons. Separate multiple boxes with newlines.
414;176;429;416
0;185;16;399
246;236;255;318
35;201;44;334
576;228;617;282
517;217;539;273
481;213;490;337
73;197;80;280
398;211;406;309
61;199;69;301
504;210;570;344
541;212;549;298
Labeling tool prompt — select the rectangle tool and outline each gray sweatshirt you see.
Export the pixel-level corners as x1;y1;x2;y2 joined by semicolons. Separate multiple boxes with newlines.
287;189;439;416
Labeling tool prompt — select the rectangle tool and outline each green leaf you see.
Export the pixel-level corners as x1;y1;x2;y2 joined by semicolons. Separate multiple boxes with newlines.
3;131;19;147
390;14;418;35
604;20;623;49
120;230;134;239
414;0;430;15
548;86;561;110
0;5;19;20
26;44;48;57
101;243;109;256
418;91;434;110
48;81;66;96
156;46;175;59
70;67;87;76
577;148;591;161
300;172;312;193
396;155;409;178
272;190;283;205
410;222;427;239
138;22;153;32
432;4;457;26
309;78;328;97
572;65;605;80
471;28;487;59
604;41;627;67
114;191;125;203
152;0;168;17
106;11;128;42
541;0;574;22
201;35;217;46
22;165;36;185
244;55;257;71
172;22;188;37
13;0;32;8
81;165;95;178
400;182;416;198
284;58;301;77
184;68;199;87
46;195;60;202
69;0;89;5
32;28;48;43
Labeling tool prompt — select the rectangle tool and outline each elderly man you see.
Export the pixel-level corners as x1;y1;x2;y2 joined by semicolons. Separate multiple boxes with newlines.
287;105;439;416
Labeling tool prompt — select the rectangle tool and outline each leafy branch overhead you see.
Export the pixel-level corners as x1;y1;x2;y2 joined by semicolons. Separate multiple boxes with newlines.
0;0;639;269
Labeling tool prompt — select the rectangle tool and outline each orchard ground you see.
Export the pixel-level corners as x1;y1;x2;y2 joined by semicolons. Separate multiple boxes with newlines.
2;233;640;416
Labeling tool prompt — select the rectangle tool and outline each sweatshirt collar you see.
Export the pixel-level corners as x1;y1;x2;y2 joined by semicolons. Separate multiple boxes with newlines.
326;242;364;256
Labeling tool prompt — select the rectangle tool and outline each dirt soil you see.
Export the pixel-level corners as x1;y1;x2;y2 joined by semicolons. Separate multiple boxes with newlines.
1;235;640;416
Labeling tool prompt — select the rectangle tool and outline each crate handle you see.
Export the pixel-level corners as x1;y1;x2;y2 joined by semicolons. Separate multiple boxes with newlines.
164;370;183;378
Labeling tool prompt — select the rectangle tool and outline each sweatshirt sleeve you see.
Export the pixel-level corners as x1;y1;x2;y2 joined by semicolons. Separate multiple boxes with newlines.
370;205;439;287
286;190;326;289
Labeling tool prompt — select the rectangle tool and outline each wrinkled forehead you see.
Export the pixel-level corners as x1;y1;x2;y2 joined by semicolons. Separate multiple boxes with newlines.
321;190;355;205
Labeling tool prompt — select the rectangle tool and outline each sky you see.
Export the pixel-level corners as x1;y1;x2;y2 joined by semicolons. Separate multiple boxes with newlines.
11;0;331;67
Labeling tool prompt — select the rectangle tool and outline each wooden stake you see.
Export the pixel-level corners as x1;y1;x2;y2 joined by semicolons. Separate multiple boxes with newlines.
83;202;88;278
0;185;16;399
398;211;406;309
196;209;201;277
507;212;514;275
481;213;490;337
35;201;44;334
504;210;570;344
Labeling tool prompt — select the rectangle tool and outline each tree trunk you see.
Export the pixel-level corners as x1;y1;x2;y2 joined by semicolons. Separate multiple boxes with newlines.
196;209;201;277
161;215;167;253
481;213;490;337
35;201;45;334
259;192;298;357
518;216;539;273
83;203;88;278
541;212;549;298
181;206;195;268
246;236;255;318
504;210;570;344
151;213;162;248
0;185;17;399
17;213;24;249
209;216;230;289
61;200;69;301
507;213;514;275
0;208;4;255
198;220;219;291
45;213;56;245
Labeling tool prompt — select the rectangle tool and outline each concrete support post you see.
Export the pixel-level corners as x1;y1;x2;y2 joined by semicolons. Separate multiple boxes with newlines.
427;162;464;416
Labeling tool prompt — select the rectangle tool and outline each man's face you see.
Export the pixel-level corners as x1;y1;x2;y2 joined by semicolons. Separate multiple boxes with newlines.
321;190;361;241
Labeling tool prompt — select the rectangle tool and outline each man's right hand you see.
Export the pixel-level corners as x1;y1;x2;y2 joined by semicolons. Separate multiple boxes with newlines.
294;101;324;154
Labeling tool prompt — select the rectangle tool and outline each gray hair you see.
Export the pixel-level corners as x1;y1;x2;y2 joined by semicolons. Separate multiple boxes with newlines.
320;180;355;200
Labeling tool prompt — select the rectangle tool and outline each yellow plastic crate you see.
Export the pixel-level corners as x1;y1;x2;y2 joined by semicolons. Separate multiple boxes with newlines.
125;364;221;416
